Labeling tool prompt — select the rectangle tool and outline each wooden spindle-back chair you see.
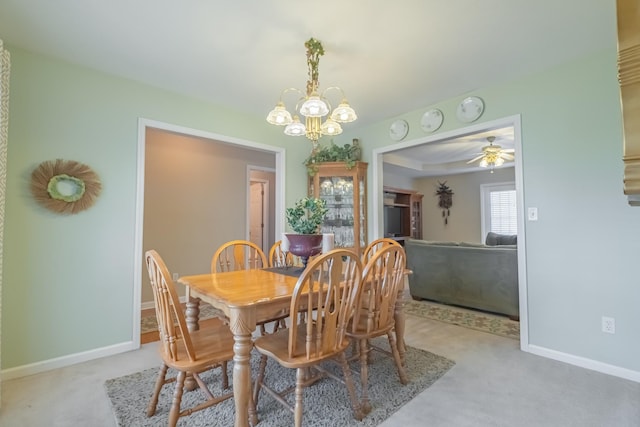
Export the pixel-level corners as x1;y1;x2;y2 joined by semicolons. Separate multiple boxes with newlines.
253;249;365;426
144;250;235;427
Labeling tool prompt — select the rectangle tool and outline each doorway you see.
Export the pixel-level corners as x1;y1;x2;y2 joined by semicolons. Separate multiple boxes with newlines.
248;167;276;255
249;180;268;252
372;114;528;349
134;119;286;348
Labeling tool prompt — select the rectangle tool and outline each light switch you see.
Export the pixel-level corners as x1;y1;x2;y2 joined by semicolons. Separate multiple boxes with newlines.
527;207;538;221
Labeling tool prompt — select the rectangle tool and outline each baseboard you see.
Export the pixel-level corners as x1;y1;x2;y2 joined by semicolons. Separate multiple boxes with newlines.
140;300;155;310
526;344;640;383
1;340;137;381
141;295;188;311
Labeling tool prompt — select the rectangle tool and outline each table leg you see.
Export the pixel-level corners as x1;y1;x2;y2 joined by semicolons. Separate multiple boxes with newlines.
394;287;407;366
230;307;257;427
184;296;201;391
185;295;201;332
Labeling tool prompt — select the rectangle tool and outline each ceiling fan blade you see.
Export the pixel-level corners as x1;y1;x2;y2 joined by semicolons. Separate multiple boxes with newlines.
503;148;515;153
500;152;515;160
467;154;485;164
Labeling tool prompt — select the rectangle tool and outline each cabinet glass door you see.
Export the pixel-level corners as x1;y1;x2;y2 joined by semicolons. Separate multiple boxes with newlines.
318;175;355;248
308;161;367;254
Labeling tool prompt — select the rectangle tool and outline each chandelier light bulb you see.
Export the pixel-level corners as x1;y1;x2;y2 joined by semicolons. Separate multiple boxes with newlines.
284;116;306;136
300;95;329;117
331;100;357;123
321;118;343;136
266;102;293;125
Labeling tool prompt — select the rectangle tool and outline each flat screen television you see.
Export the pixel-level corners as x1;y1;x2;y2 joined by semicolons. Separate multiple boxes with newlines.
384;206;404;237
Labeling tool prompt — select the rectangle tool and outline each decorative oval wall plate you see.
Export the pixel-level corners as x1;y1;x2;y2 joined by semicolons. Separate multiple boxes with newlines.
31;159;102;214
389;119;409;141
456;96;484;123
421;109;444;133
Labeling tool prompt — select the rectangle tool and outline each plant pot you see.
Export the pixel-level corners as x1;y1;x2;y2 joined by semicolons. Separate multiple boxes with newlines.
285;233;323;269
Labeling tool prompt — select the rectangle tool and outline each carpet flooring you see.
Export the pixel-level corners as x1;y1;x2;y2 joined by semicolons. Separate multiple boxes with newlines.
403;299;520;340
105;338;454;427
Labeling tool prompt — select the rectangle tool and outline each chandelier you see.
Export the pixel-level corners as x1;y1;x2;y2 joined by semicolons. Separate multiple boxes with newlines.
266;38;357;150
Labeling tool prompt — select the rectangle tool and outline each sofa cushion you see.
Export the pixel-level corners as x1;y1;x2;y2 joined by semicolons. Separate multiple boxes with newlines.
458;242;487;248
485;232;517;246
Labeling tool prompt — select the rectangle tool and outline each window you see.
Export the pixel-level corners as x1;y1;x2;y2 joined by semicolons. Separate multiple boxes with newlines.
481;183;517;239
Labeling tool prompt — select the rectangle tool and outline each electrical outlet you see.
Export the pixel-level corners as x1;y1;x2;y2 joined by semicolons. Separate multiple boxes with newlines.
172;273;179;281
602;316;615;334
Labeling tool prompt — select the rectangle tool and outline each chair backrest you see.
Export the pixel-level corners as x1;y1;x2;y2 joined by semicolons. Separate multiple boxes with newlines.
269;240;288;267
145;250;196;362
268;240;303;268
362;237;402;263
288;249;363;359
352;245;406;335
212;239;268;272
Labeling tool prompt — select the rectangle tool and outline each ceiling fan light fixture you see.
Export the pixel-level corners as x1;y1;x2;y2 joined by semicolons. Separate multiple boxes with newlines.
469;135;513;171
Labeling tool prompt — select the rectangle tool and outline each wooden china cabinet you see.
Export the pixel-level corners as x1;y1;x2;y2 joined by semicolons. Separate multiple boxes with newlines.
308;161;368;254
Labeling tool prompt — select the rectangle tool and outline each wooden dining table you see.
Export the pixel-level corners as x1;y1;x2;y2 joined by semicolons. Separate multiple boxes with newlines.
178;266;408;427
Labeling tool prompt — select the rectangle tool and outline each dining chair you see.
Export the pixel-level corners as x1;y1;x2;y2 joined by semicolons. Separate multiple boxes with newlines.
252;249;365;426
362;237;402;263
268;239;303;268
144;250;235;427
212;239;285;334
347;244;409;414
212;239;268;272
356;238;405;355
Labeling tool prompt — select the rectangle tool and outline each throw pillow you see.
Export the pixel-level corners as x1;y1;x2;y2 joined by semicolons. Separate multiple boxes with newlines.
485;232;517;246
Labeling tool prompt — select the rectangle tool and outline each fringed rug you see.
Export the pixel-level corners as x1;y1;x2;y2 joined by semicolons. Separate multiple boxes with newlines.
404;299;520;340
105;338;454;427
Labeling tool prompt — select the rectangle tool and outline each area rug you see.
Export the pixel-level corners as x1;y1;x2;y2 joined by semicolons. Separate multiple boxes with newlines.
141;304;220;335
104;338;454;426
404;299;520;340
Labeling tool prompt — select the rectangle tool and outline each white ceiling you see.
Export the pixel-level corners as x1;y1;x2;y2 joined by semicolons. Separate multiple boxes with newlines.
0;1;616;176
383;125;516;178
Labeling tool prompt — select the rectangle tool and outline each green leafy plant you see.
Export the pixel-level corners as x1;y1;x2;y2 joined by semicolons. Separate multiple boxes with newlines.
303;139;361;175
285;197;328;234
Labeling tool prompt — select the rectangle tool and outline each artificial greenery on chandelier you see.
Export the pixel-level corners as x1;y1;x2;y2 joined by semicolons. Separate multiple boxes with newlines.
266;38;357;150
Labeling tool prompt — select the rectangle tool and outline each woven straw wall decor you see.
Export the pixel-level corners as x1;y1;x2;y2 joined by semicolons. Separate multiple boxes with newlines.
31;159;102;214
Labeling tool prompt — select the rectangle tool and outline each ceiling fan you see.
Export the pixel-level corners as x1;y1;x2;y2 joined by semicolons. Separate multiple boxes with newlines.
467;136;515;171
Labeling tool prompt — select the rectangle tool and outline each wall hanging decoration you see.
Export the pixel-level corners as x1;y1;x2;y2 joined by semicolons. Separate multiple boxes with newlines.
31;159;102;214
435;181;453;225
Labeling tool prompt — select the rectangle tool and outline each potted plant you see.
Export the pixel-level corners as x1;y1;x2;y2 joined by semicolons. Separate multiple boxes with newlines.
285;196;328;268
303;139;362;175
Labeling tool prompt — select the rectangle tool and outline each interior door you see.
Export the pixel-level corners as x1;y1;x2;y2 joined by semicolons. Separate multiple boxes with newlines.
249;180;267;253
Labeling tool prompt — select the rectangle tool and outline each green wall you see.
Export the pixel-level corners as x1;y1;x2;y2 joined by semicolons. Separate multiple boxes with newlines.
1;47;317;369
3;43;640;378
346;48;640;374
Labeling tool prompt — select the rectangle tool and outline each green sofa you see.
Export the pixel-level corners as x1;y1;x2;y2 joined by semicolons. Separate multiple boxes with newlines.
405;239;519;318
